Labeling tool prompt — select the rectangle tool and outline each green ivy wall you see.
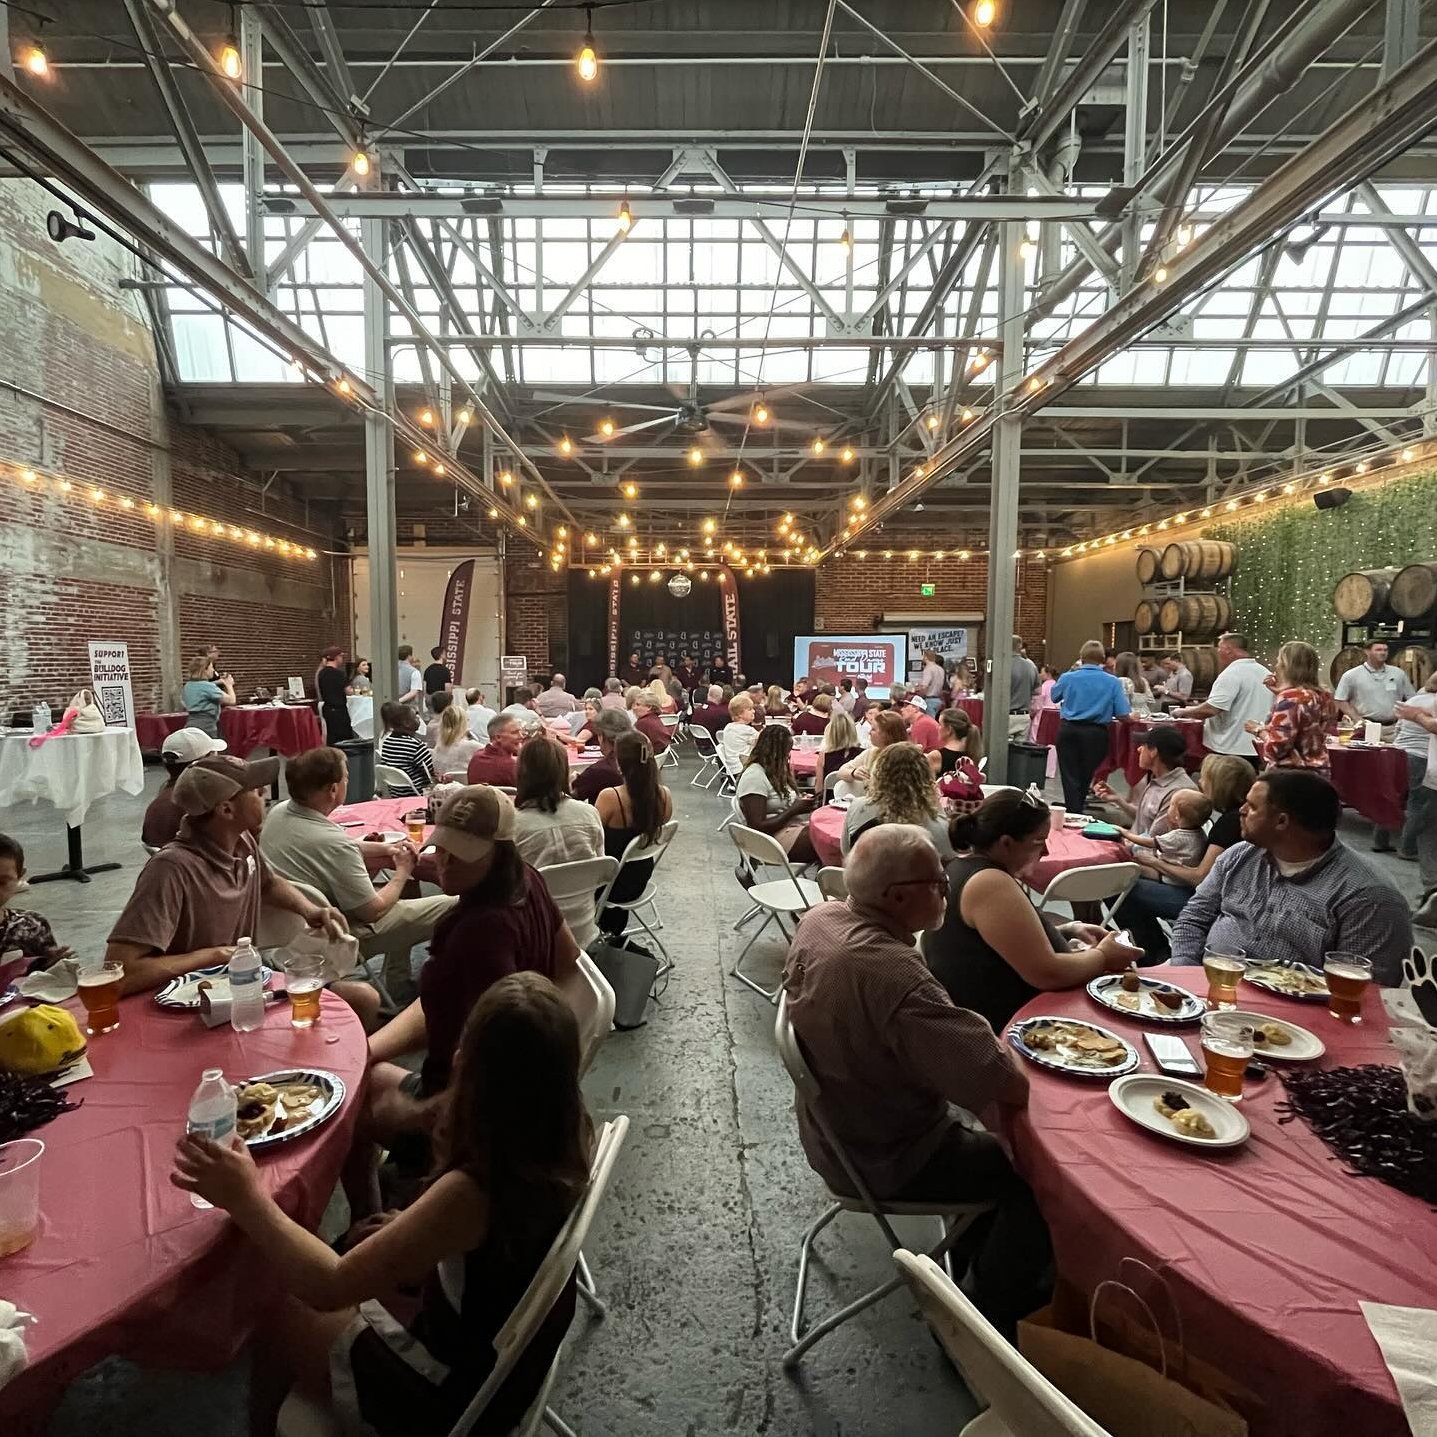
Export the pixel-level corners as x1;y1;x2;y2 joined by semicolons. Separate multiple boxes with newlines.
1203;465;1437;663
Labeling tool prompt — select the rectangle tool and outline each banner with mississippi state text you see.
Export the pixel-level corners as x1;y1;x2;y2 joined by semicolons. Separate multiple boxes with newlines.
791;633;906;698
719;567;741;672
438;560;475;683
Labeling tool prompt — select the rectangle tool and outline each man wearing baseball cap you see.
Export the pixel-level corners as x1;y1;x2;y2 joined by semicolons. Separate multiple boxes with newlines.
141;726;227;850
1092;723;1198;835
107;755;374;1024
896;688;943;752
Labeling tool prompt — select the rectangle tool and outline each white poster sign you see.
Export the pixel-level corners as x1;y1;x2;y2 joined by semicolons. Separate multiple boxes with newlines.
287;675;306;700
501;654;529;694
88;640;135;729
907;625;970;669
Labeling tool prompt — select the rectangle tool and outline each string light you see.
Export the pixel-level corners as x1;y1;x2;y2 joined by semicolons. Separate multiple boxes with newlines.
219;39;241;80
621;481;638;499
352;149;372;178
432;462;445;476
811;437;826;455
524;492;539;509
599;418;615;437
838;226;852;253
1019;236;1037;261
1153;265;1168;284
558;436;573;456
499;470;514;486
960;407;974;423
973;0;996;25
23;41;48;77
457;407;472;425
576;6;599;82
840;446;855;464
729;470;744;488
336;377;352;396
617;513;631;528
1354;460;1369;474
688;447;704;466
754;401;770;425
413;449;428;465
1402;447;1416;463
1175;223;1194;248
617;199;633;234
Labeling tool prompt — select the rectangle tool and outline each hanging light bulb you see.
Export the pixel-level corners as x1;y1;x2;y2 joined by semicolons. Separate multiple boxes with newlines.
754;401;770;425
525;492;539;509
1019;236;1037;261
558;436;573;456
1355;460;1369;475
352;148;372;178
688;447;704;467
616;199;633;234
498;470;514;487
432;462;446;476
1401;446;1415;463
413;450;428;465
1153;265;1169;285
599;418;615;437
219;40;242;81
811;437;826;455
729;470;744;488
1175;223;1194;249
621;481;638;500
24;40;49;77
973;0;997;25
457;406;472;425
971;350;989;372
838;226;852;253
840;446;855;464
576;6;599;83
702;518;717;535
960;407;975;423
926;414;940;431
419;407;434;426
617;512;631;529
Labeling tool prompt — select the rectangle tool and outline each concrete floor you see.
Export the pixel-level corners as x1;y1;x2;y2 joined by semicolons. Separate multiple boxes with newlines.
7;748;1427;1436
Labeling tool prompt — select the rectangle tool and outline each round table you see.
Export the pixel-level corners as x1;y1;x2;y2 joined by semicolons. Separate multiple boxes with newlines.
1022;826;1128;892
4;987;368;1431
808;803;846;868
953;696;984;725
1327;741;1409;832
1006;964;1430;1437
222;704;324;758
789;748;819;778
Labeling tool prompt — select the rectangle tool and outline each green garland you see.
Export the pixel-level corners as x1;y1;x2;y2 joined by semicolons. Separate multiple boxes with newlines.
1203;465;1437;664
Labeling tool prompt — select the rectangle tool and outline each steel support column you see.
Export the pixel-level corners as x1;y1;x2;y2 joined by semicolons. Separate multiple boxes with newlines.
362;213;398;715
982;203;1026;780
239;6;266;290
1121;14;1151;290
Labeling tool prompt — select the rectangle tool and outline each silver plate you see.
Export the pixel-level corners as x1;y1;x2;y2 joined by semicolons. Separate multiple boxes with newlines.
1008;1016;1140;1079
155;962;275;1010
1086;974;1204;1025
1243;960;1329;1002
237;1068;345;1149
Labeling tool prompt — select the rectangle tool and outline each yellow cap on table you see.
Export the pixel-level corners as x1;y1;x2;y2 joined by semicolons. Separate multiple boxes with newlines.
0;1005;87;1076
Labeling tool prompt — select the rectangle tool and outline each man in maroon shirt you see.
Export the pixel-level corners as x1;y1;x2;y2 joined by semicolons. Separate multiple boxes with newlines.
466;712;523;785
689;683;730;736
574;707;630;802
631;692;672;753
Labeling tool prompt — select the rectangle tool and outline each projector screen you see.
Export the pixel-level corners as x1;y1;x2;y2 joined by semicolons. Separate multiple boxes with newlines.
792;633;907;699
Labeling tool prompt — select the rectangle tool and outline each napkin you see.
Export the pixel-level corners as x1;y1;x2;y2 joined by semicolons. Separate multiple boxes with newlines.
15;957;79;1002
1360;1301;1437;1436
0;1298;35;1389
283;930;361;984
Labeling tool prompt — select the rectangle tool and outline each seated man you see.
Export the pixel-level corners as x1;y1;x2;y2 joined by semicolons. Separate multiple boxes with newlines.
689;684;731;737
599;676;627;710
423;690;453;746
144;726;226;849
783;825;1050;1332
105;754;376;1025
574;706;632;803
352;786;581;1211
631;692;672;753
896;690;943;751
260;747;456;994
1093;725;1198;834
1171;768;1412;985
533;671;579;718
467;711;523;786
499;686;544;735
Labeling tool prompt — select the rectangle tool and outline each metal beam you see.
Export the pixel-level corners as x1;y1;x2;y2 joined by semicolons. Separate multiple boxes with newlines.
239;7;265;287
1028;0;1089;114
1356;182;1437;294
307;2;360;112
254;3;364;149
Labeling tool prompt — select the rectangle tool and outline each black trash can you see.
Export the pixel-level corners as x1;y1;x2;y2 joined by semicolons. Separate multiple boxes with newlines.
1006;741;1049;792
337;738;375;803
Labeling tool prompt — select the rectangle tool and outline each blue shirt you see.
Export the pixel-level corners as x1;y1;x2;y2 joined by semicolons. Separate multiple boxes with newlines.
181;679;224;737
1050;664;1130;724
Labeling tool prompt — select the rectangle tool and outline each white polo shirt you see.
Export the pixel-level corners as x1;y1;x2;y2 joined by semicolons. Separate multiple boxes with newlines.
1203;657;1273;755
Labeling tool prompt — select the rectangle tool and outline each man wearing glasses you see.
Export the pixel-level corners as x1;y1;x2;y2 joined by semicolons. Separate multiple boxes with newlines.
782;826;1051;1334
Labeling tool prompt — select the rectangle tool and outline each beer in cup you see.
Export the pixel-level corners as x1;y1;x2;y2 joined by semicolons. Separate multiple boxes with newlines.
1202;947;1246;1011
284;952;325;1030
1323;952;1372;1024
1201;1013;1254;1102
77;960;124;1035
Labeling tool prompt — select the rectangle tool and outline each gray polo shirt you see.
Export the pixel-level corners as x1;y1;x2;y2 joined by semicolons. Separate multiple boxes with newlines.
1132;764;1199;836
1009;654;1039;712
259;799;376;916
1334;662;1413;721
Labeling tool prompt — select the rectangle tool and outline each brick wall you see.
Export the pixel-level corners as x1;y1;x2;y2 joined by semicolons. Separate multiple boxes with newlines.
815;550;1051;663
504;547;567;673
0;179;342;715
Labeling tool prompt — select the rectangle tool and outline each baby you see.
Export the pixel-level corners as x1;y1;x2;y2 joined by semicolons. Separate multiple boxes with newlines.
1118;789;1213;875
0;834;73;973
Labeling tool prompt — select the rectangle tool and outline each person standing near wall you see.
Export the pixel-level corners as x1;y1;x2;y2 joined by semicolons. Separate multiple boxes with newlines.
915;648;947;716
316;645;354;744
183;654;236;740
1050;641;1130;813
422;646;452;704
397;645;422;707
1008;635;1039;739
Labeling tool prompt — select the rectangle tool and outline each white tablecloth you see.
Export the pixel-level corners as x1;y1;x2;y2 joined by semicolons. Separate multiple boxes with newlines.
0;726;145;826
347;695;374;740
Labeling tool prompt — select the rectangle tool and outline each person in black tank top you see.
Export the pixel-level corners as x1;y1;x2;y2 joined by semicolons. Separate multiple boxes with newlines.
595;730;673;937
921;792;1143;1031
927;706;983;779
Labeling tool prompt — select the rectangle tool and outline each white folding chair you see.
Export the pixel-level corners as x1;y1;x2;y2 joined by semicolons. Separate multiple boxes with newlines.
374;761;420;798
726;825;822;1002
815;866;848;902
1033;861;1140;925
276;1119;630;1437
774;997;995;1369
894;1251;1112;1436
832;776;864;801
593;819;680;973
538;856;619;963
690;726;723;789
819;768;843;801
980;783;1019;799
714;726;742;800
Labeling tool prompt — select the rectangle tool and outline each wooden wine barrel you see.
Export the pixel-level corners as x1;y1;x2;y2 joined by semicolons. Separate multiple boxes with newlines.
1134;600;1158;635
1180;645;1219;692
1157;593;1231;635
1160;539;1237;581
1135;546;1162;584
1390;562;1437;619
1331;568;1399;623
1329;645;1367;687
1157;598;1182;633
1394;644;1434;689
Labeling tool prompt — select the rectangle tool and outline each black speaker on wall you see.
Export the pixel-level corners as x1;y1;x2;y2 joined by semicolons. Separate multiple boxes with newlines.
1313;486;1353;511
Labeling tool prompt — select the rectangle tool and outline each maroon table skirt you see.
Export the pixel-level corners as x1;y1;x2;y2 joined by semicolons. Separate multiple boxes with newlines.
135;707;323;759
1327;742;1409;832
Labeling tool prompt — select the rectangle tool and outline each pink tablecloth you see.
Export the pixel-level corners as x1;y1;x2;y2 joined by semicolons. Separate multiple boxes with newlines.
332;797;438;883
222;704;324;758
6;988;368;1430
789;749;819;778
1007;964;1425;1437
808;803;846;868
1022;825;1128;891
1328;742;1409;832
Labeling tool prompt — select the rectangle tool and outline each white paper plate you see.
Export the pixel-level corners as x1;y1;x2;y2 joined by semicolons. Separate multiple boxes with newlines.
1228;1010;1325;1062
1108;1074;1250;1149
237;1068;345;1148
1087;974;1204;1025
155;962;275;1010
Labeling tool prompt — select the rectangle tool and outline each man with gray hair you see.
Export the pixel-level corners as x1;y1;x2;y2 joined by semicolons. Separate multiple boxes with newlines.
690;683;730;736
600;676;627;710
574;704;633;802
783;825;1050;1333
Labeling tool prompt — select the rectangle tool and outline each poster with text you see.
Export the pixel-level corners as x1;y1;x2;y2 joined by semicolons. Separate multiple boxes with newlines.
907;625;972;673
88;640;135;728
792;634;906;698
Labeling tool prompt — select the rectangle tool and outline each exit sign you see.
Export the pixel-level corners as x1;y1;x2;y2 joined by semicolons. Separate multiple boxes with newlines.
920;582;936;597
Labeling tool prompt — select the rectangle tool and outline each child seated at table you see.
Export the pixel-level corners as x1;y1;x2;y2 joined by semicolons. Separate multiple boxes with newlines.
1117;789;1213;877
0;835;73;971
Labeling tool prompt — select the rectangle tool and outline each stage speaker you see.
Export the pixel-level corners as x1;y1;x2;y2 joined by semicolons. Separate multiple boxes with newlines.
1313;486;1352;511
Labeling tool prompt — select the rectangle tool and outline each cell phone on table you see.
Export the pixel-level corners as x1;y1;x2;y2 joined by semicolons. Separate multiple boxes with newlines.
1144;1033;1201;1078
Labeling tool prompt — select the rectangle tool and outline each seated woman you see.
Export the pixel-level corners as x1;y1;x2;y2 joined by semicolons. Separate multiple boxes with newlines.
173;972;591;1437
791;692;833;737
835;708;907;786
735;724;818;864
817;709;862;791
763;684;791;719
645;678;678;715
842;742;955;860
1118;753;1255;963
566;695;603;747
432;700;482;781
719;693;761;770
378;701;436;792
921;791;1142;1032
927;706;984;779
595;731;673;939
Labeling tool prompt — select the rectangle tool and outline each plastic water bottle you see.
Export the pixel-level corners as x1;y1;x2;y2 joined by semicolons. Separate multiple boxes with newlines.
228;937;266;1033
185;1068;236;1209
30;701;50;735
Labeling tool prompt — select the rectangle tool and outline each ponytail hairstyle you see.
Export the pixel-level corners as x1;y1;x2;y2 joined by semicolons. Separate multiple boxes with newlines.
948;788;1050;854
614;730;664;843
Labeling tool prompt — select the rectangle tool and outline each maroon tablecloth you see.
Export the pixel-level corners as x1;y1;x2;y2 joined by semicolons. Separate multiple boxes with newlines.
1033;705;1061;747
1327;742;1409;833
221;704;324;758
1007;965;1427;1437
5;988;368;1430
1023;826;1129;891
954;696;984;725
134;712;187;753
808;803;846;868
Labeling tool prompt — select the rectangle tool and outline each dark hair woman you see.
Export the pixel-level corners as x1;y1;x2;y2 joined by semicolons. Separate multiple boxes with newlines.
594;731;674;937
378;699;435;792
921;791;1141;1032
928;707;984;778
172;971;592;1437
735;723;819;863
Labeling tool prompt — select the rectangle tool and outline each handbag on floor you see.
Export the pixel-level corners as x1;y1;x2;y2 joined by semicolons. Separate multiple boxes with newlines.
590;937;660;1030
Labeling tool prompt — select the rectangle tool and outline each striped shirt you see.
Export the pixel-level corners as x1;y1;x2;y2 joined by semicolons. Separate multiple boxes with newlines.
782;899;1028;1197
378;731;435;791
1170;839;1411;986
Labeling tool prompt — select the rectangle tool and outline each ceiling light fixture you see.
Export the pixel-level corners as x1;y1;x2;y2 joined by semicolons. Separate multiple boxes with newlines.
754;401;770;425
729;470;744;488
973;0;996;26
621;481;638;499
811;437;826;455
218;40;241;81
352;148;371;178
617;199;633;234
576;5;599;83
840;446;855;464
599;418;615;437
559;436;573;455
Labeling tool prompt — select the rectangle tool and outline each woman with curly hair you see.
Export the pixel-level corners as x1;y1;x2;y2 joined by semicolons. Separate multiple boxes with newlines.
841;741;954;859
736;723;818;861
